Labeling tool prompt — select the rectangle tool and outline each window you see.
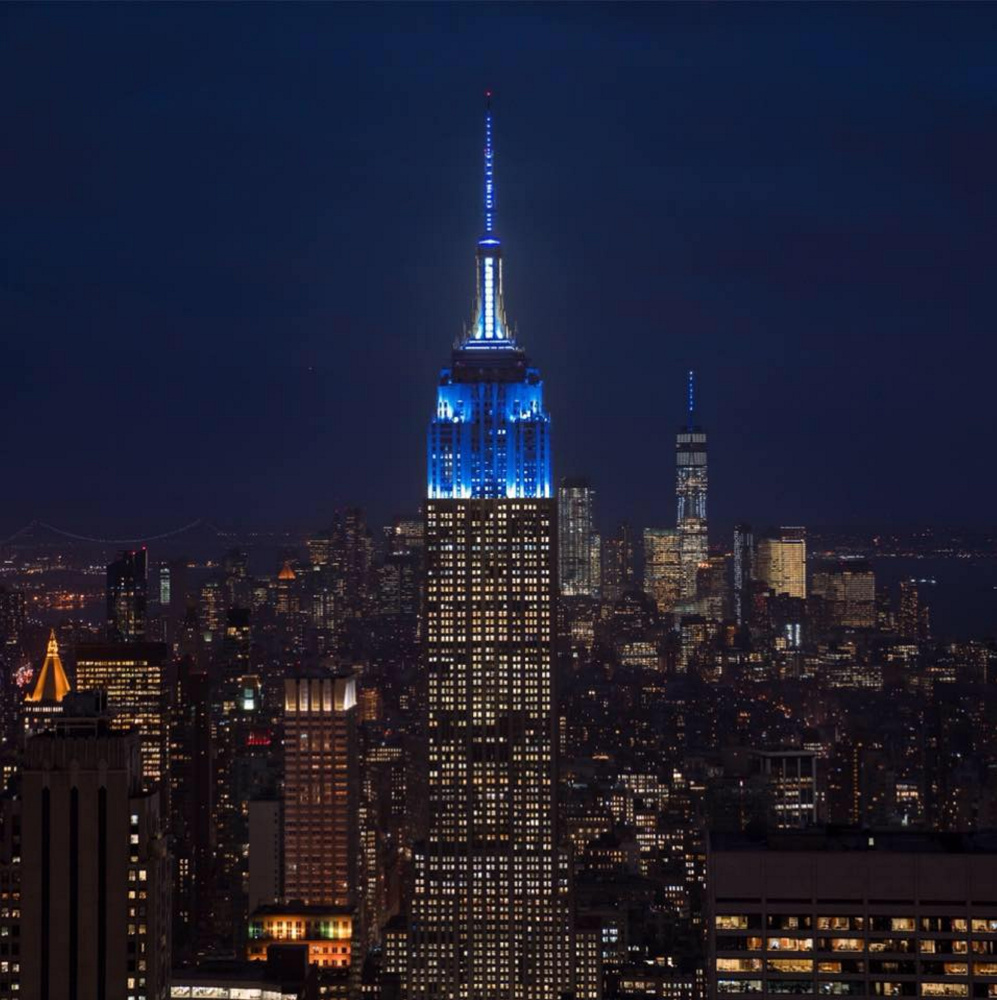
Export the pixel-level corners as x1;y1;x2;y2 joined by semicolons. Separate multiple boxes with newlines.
769;915;813;930
818;916;864;931
768;937;813;952
826;938;864;953
717;980;762;995
717;958;763;973
768;959;814;973
717;915;756;930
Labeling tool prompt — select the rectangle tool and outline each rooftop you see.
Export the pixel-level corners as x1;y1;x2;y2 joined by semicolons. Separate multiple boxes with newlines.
710;825;997;855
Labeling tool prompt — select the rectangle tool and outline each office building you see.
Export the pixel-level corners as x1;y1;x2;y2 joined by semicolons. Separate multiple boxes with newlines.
559;478;599;599
721;749;818;830
899;579;931;642
19;716;170;1000
248;799;282;912
409;101;570;999
0;587;26;645
756;528;807;600
0;793;21;999
708;828;997;1000
283;676;358;910
75;642;169;786
697;554;729;622
169;654;213;967
602;523;636;605
198;579;224;638
732;523;754;627
107;549;148;643
330;508;374;599
274;562;299;617
643;528;682;614
676;372;708;602
378;544;421;623
247;903;353;970
811;560;876;629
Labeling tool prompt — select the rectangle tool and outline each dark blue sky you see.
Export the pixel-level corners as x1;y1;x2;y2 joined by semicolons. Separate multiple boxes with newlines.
3;3;994;537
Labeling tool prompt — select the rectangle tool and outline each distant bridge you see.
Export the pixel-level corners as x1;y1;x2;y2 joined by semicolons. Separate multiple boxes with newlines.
0;518;234;547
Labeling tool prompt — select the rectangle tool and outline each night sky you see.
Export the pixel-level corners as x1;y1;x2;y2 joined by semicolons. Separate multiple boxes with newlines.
3;3;995;538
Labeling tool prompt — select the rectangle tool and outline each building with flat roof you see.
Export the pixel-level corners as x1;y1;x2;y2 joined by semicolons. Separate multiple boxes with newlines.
246;902;353;971
75;641;169;785
283;676;358;913
708;827;997;999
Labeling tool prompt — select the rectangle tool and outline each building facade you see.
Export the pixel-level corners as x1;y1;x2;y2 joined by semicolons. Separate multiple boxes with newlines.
811;560;876;629
75;642;169;786
732;523;754;627
708;828;997;1000
19;718;170;1000
643;528;682;614
558;478;599;599
0;794;21;1000
107;549;148;643
283;676;358;911
756;528;807;601
602;524;635;606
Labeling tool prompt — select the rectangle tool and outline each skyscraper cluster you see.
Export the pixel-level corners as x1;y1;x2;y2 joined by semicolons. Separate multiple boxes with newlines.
0;101;994;1000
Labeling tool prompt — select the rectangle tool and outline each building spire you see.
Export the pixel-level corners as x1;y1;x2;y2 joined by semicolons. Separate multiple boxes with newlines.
26;628;72;704
687;369;696;431
466;92;511;347
483;90;495;237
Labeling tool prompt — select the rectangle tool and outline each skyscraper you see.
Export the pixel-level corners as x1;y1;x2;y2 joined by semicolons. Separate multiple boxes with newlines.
558;477;599;598
106;548;148;643
811;559;876;629
283;675;358;909
329;508;374;656
0;586;26;645
0;792;21;999
643;527;681;613
601;522;635;605
23;629;72;735
75;642;169;786
898;578;931;642
169;654;214;967
19;712;170;1000
732;523;754;627
756;527;807;600
410;99;569;999
676;371;708;603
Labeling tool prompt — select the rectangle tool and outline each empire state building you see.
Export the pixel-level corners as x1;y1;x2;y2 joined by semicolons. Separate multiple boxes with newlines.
408;100;570;998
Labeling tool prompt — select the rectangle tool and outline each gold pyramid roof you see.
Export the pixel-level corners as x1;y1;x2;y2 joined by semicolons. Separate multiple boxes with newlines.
26;629;72;704
278;560;296;581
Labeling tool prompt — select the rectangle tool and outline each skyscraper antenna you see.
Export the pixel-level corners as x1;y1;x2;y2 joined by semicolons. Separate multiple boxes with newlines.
687;369;695;431
483;90;495;236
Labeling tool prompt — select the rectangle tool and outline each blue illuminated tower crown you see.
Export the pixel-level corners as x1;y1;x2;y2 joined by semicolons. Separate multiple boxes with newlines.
427;96;552;499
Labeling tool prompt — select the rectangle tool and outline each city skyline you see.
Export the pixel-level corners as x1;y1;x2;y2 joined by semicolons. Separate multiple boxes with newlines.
4;4;996;534
3;14;997;995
